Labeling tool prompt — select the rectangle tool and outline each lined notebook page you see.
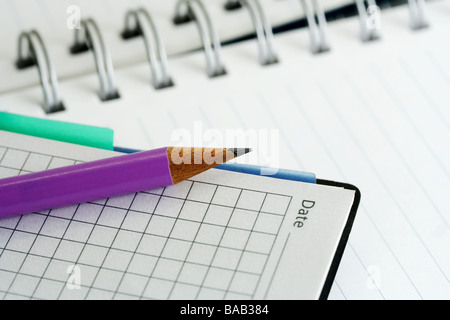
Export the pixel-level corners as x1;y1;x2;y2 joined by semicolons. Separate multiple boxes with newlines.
1;1;450;299
0;131;355;300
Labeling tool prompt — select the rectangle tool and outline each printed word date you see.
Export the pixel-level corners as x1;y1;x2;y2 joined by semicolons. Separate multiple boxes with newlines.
293;200;315;228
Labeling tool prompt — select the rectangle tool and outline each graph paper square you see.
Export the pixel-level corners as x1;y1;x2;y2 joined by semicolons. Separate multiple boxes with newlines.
54;240;84;262
16;214;47;234
106;194;135;209
253;213;283;234
196;224;225;246
73;203;103;224
127;254;157;277
186;243;216;265
103;249;133;272
238;251;267;274
171;219;200;241
5;231;35;253
228;272;259;296
0;228;13;249
87;225;117;247
143;278;172;300
47;158;75;170
1;149;28;169
111;230;141;252
33;279;65;300
130;193;160;213
0;251;26;272
76;265;99;288
49;205;78;220
40;217;70;238
203;205;233;226
261;194;292;215
170;283;199;300
227;208;259;230
20;255;50;277
178;201;208;222
0;270;15;292
178;263;208;286
187;182;216;203
211;186;241;207
44;259;73;282
78;244;109;267
121;211;151;233
245;232;275;254
92;269;123;292
236;190;266;211
146;216;176;237
162;180;192;199
220;228;250;250
154;197;184;218
97;206;126;229
8;274;39;297
203;267;234;290
117;273;148;296
21;153;51;173
136;234;166;256
152;258;183;281
0;167;19;178
0;216;20;230
29;235;60;258
63;221;94;242
212;247;241;270
0;147;5;160
161;238;191;261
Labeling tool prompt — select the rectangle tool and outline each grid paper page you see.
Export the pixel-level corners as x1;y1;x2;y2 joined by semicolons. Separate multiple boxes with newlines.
0;131;355;300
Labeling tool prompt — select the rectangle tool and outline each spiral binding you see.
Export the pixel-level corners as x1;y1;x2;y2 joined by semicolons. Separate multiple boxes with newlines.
15;30;65;114
356;0;381;42
301;0;330;54
13;0;430;113
122;8;174;89
70;18;120;101
408;0;428;30
173;0;227;78
225;0;278;65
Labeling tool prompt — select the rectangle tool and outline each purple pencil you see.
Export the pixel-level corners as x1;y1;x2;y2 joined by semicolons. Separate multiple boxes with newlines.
0;147;250;219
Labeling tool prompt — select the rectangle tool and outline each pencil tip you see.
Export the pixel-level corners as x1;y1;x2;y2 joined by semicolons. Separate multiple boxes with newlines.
228;148;252;158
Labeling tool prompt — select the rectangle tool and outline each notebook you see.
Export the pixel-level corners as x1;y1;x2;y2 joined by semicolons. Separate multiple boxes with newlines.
0;130;358;300
0;0;449;300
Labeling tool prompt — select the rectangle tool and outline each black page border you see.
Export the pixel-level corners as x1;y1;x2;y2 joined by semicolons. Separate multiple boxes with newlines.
315;180;361;300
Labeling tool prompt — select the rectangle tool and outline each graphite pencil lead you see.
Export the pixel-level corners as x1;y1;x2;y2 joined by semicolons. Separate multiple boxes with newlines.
227;148;253;158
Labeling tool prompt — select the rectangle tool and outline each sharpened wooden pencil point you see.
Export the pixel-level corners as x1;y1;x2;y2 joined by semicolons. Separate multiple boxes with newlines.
167;147;252;184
